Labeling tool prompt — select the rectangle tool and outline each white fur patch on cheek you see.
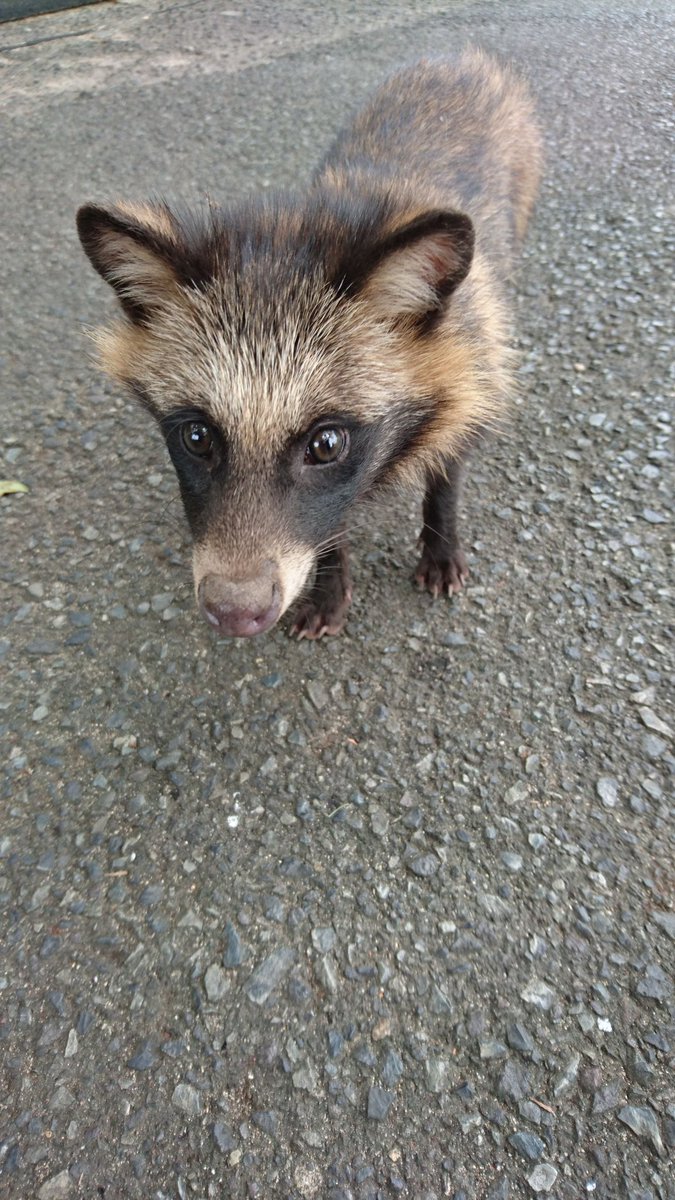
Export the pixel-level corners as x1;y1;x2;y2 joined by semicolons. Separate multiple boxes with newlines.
276;546;317;615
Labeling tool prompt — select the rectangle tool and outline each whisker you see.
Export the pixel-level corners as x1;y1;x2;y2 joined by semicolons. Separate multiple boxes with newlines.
419;519;455;550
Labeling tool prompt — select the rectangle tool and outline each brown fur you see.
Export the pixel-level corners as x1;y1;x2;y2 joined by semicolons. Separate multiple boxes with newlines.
77;49;542;634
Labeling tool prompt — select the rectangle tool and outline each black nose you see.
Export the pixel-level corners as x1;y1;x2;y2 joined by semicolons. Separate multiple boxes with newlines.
197;566;281;637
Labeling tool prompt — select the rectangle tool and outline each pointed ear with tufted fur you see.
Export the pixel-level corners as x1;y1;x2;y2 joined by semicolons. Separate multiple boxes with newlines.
76;203;186;324
345;209;475;325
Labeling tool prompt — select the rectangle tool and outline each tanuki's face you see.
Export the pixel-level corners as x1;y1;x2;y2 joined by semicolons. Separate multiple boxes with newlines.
77;199;477;635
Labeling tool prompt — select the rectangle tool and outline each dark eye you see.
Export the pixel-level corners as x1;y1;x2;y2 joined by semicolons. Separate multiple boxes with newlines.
304;427;349;466
181;421;214;458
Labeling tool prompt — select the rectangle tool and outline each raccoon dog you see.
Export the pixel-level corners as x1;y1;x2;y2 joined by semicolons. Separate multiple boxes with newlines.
77;49;542;640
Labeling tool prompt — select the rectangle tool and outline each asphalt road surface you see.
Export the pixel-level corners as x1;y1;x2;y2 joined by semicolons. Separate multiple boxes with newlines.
0;1;673;1198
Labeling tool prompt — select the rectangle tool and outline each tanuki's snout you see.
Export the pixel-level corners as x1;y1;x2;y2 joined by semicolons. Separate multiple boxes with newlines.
197;561;281;637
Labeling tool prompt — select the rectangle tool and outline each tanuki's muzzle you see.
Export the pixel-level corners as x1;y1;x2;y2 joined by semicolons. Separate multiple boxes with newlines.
197;561;281;637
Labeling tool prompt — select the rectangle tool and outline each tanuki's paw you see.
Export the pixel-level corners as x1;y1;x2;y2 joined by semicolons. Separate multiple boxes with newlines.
290;580;352;640
414;544;468;598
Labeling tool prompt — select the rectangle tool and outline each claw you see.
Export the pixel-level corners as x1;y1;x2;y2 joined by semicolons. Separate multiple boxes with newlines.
414;546;469;599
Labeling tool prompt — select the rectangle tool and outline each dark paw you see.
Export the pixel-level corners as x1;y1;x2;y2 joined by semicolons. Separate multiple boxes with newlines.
414;545;468;598
290;585;352;641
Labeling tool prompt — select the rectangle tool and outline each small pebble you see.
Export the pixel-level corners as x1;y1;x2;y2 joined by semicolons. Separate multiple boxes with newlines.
246;948;295;1004
553;1053;580;1096
638;707;672;737
311;927;336;953
502;852;523;872
37;1172;73;1199
509;1131;546;1161
306;680;329;710
252;1110;279;1136
381;1049;404;1086
480;1039;509;1060
213;1122;237;1153
527;1164;558;1193
636;963;672;1002
127;1045;157;1071
408;853;440;878
171;1083;202;1117
596;777;618;808
204;963;229;1002
507;1022;535;1055
618;1105;665;1157
521;979;556;1011
367;1087;394;1121
651;911;675;941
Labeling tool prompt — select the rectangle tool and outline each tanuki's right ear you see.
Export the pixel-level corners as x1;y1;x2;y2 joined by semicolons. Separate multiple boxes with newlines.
76;203;183;324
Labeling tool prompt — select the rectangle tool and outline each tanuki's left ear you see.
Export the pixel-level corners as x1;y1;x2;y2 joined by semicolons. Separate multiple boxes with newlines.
77;202;185;324
352;210;475;325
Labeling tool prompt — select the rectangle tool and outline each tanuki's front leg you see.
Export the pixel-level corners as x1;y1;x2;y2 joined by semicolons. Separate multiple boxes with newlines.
290;540;352;639
414;457;469;597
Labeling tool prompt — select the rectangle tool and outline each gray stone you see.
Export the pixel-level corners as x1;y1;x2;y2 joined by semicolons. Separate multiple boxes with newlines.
50;1086;75;1110
505;782;529;806
528;833;546;851
367;1087;394;1120
171;1083;202;1117
636;963;672;1002
651;911;675;941
479;1039;509;1060
213;1122;237;1153
519;1100;545;1125
426;1058;449;1093
430;984;454;1015
498;1060;532;1103
458;1111;482;1133
507;1022;535;1055
381;1049;404;1087
311;926;336;953
407;853;440;878
642;734;667;759
223;921;244;967
638;707;672;736
508;1131;546;1161
591;1079;623;1115
245;948;295;1004
127;1045;157;1071
151;591;174;612
618;1106;665;1157
204;963;230;1001
501;852;523;872
252;1110;279;1136
327;1030;344;1059
527;1164;558;1193
292;1063;319;1093
306;680;329;710
486;1178;510;1200
315;954;338;993
480;893;511;919
596;776;618;807
38;1173;73;1200
553;1053;580;1096
628;1048;655;1086
520;979;556;1011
